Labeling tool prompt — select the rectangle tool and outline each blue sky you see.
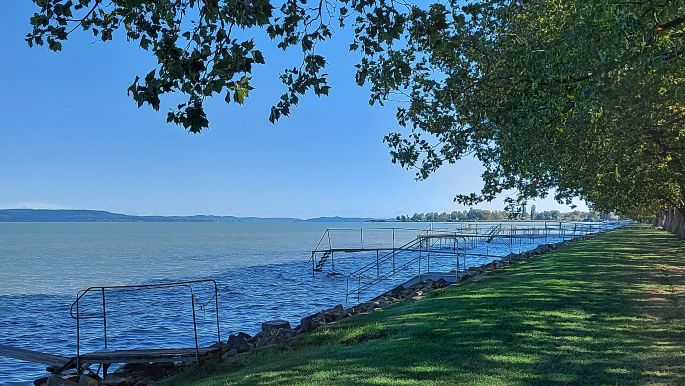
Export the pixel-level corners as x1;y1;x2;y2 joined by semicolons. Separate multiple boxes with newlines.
0;3;587;218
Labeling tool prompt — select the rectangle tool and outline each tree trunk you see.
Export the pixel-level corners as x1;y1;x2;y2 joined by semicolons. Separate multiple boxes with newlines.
656;206;685;237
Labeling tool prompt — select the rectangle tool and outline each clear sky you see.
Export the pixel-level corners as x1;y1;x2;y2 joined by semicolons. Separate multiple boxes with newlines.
0;3;588;218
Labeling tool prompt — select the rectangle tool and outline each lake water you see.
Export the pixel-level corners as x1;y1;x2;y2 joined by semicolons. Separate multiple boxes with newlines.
0;221;611;384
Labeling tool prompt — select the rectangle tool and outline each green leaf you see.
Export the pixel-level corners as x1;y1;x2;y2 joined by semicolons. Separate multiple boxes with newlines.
234;88;247;104
252;50;265;64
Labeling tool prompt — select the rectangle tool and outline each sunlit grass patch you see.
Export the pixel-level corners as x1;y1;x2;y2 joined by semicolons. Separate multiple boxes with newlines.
339;323;394;345
162;225;685;386
482;353;540;364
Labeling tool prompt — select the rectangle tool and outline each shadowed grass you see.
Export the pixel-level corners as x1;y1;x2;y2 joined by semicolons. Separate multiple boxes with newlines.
161;225;685;385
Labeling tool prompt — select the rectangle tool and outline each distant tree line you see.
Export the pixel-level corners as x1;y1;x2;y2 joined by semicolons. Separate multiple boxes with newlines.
396;207;614;222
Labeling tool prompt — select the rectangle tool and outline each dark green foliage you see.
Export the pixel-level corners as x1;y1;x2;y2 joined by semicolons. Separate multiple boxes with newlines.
28;1;685;218
371;1;685;217
27;0;407;134
28;0;278;132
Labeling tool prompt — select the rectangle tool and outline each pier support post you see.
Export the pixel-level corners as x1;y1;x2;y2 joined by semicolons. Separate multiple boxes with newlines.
427;248;431;273
76;294;80;375
102;288;109;377
392;230;396;275
346;278;349;303
376;250;380;277
456;239;461;281
357;276;361;302
545;221;548;242
191;294;200;364
418;242;422;281
101;289;108;350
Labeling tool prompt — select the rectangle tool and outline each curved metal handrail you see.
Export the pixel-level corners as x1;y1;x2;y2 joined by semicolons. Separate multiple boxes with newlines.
345;223;434;277
70;279;221;377
68;279;217;319
346;237;422;278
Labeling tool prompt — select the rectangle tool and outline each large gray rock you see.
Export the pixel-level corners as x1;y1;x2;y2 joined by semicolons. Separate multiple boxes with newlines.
434;278;448;288
347;302;368;315
300;312;328;333
410;282;424;291
221;348;238;361
46;375;79;386
261;320;291;334
227;332;252;353
299;315;315;333
388;285;406;298
78;375;99;386
322;304;346;322
113;362;173;384
376;297;392;307
99;375;138;386
252;327;294;348
273;328;295;345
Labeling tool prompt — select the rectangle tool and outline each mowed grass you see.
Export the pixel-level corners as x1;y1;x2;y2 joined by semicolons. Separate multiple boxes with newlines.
162;225;685;386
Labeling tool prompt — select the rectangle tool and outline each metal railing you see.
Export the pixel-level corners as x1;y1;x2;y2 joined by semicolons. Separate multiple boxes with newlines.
310;224;433;274
69;279;221;375
311;226;432;253
485;224;503;242
345;235;467;301
338;221;631;301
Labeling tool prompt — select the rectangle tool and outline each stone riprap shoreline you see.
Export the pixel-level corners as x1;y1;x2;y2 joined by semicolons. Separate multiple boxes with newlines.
36;234;593;386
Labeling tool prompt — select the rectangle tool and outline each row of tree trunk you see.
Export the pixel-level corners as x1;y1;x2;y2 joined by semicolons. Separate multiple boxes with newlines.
656;207;685;237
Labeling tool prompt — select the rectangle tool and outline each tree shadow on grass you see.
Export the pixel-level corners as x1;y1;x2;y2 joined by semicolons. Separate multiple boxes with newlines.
166;226;685;386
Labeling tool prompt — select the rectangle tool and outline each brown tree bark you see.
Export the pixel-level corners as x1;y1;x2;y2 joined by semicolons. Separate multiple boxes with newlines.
657;206;685;237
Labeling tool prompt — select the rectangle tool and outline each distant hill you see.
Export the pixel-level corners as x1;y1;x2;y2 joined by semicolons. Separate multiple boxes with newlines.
303;216;374;222
0;209;375;223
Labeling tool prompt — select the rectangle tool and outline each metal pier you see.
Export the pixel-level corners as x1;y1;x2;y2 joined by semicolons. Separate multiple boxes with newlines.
309;221;630;301
310;226;431;274
69;279;221;377
0;279;223;379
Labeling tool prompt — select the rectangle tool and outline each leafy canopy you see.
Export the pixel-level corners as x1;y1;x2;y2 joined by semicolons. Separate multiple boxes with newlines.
374;0;685;217
28;0;405;132
28;0;685;216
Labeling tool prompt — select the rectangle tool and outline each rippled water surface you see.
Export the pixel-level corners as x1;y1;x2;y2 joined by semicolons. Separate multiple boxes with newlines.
0;221;612;384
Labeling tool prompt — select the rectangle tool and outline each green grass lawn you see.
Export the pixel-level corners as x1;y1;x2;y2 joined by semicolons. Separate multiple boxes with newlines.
162;225;685;385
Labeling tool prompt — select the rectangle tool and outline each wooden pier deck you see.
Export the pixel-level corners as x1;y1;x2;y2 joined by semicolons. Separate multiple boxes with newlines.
0;344;220;374
418;231;552;239
0;343;70;368
323;247;396;253
74;347;219;366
